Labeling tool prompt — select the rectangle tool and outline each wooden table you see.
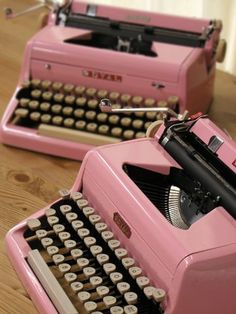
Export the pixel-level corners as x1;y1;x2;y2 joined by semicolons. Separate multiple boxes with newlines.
0;1;235;313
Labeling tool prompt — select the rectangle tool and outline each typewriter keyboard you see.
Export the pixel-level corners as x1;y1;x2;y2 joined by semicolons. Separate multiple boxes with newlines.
25;190;165;314
12;79;178;145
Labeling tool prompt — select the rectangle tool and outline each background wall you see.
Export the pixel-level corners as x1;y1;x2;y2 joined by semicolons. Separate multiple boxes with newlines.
81;0;236;75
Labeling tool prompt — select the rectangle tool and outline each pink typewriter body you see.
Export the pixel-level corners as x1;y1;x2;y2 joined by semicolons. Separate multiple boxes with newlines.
0;1;222;160
6;117;236;314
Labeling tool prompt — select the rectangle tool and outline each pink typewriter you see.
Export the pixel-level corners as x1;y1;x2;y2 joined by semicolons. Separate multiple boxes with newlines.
6;105;236;314
0;0;225;160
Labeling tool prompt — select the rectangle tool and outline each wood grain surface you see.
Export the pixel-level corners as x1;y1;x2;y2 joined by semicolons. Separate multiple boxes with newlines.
0;1;235;313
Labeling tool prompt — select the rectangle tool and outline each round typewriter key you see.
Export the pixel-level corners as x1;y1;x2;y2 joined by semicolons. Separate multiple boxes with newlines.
122;257;135;269
52;82;63;91
144;97;156;107
97;113;108;123
52;116;63;126
74;109;85;119
64;83;74;93
20;98;30;107
31;89;41;99
41;114;51;124
41;237;53;248
90;245;103;256
31;79;41;88
121;94;131;104
84;236;96;247
95;222;107;233
41;80;52;90
111;127;122;138
64;239;77;250
157;100;168;108
90;276;103;287
15;108;29;118
45;208;56;217
29;100;39;110
143;286;155;299
97;89;108;98
123;106;132;116
75;85;86;95
124;292;138;305
96;285;109;297
58;263;71;274
101;231;113;242
27;218;41;231
76;97;87;107
58;231;71;242
109;91;120;101
60;204;72;215
22;80;31;88
83;207;95;217
108;239;120;250
66;212;78;223
115;248;128;259
85;111;96;121
146;111;157;120
78;228;90;239
65;273;77;284
77;257;90;269
103;295;117;308
123;130;135;140
63;107;73;116
110;306;124;314
134;111;145;118
144;121;152;130
53;93;64;103
53;224;65;234
75;120;86;130
120;117;131;127
83;266;96;278
108;115;120;125
132;96;143;106
152;288;166;302
51;104;62;114
30;111;41;121
40;102;50;112
71;248;83;259
96;253;109;265
42;91;53;101
124;305;138;314
89;214;101;224
65;95;75;105
103;263;116;275
86;87;97;97
77;199;89;208
36;229;47;239
167;95;179;107
110;272;123;284
88;99;98;109
70;281;83;292
84;301;97;313
86;123;98;133
78;291;91;303
132;119;143;129
47;245;59;256
98;125;109;135
71;191;83;201
136;276;150;289
129;266;142;279
135;132;146;139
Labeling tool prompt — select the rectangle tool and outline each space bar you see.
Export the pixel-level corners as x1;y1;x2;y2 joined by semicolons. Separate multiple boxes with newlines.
28;249;78;314
38;124;121;146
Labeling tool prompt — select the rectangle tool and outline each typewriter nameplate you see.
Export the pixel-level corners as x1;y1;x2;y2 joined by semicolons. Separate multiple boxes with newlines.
113;212;131;238
82;70;122;82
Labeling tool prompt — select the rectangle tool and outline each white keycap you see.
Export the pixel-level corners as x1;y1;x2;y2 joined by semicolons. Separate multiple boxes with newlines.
60;204;72;215
101;231;113;242
47;216;59;226
36;229;47;239
124;292;138;305
90;245;103;256
66;212;78;223
117;282;130;295
110;306;124;314
122;258;135;269
103;296;116;308
129;267;142;279
59;189;70;199
83;267;96;278
108;240;120;251
124;305;138;314
65;272;77;283
53;224;65;234
143;286;155;299
84;236;96;247
90;276;103;287
136;276;150;289
77;199;89;209
78;228;90;239
64;239;76;250
77;258;89;269
72;220;84;231
71;192;83;201
59;231;71;242
95;222;107;233
84;301;97;313
103;263;116;275
71;248;83;260
115;248;128;259
27;218;41;231
152;288;166;302
58;263;71;274
78;291;91;303
41;237;53;248
83;207;95;217
70;281;83;292
110;272;123;284
96;285;109;297
97;254;109;265
45;208;56;217
47;245;59;256
91;312;103;314
89;214;101;225
52;254;65;265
